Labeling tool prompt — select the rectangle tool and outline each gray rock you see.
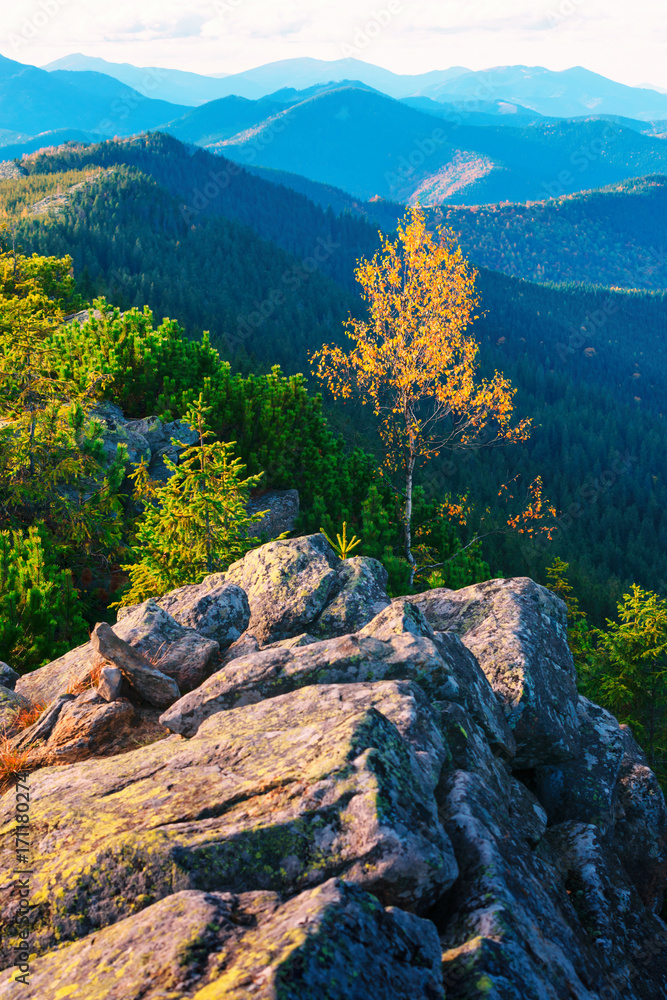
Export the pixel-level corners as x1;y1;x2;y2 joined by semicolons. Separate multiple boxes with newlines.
534;696;628;836
261;632;318;650
435;629;516;760
97;666;123;702
88;403;151;467
246;488;300;539
114;599;219;691
413;578;581;768
221;632;260;664
436;769;667;1000
361;598;436;641
311;556;390;638
1;880;444;1000
155;575;250;648
545;821;667;991
92;623;181;709
533;698;667;911
437;701;514;805
0;682;458;959
224;536;392;646
13;695;74;750
0;663;19;691
613;726;667;912
160;631;460;738
225;533;342;644
0;685;30;733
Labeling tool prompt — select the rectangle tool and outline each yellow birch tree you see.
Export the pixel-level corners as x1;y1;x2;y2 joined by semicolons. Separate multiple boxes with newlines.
311;206;533;587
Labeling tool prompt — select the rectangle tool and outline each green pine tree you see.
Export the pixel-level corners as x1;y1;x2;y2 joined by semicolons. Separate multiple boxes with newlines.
116;394;267;606
0;523;89;673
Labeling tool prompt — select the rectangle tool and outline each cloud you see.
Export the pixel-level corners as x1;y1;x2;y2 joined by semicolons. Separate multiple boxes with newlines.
0;0;664;91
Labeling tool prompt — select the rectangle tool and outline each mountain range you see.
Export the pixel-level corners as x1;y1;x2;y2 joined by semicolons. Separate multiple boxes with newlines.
42;54;667;120
0;51;665;209
166;85;667;204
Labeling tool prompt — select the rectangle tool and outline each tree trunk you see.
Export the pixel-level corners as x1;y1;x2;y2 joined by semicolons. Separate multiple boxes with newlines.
649;689;656;768
405;454;416;589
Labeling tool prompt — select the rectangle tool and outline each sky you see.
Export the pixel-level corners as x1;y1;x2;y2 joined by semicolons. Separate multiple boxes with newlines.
3;0;666;90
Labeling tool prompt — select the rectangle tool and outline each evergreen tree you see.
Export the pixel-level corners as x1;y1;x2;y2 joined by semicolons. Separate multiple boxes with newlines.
116;395;267;606
582;585;667;771
0;523;89;673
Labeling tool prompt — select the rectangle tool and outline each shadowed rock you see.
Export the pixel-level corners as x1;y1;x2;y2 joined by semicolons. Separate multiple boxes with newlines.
0;880;444;1000
413;577;580;768
92;623;180;708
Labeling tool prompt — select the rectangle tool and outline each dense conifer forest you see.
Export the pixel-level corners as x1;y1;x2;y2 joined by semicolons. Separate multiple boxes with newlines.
3;134;666;629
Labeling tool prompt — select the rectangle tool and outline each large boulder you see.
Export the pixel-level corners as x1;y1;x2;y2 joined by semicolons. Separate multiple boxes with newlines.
0;682;457;961
310;556;390;638
0;880;444;1000
533;696;626;837
159;631;459;738
113;600;219;692
436;769;667;1000
152;576;250;648
412;578;581;768
533;697;667;911
613;726;667;912
246;487;300;539
224;534;342;644
224;534;391;644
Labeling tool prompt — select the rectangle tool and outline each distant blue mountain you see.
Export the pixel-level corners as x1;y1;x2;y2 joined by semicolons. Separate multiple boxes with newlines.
0;53;186;136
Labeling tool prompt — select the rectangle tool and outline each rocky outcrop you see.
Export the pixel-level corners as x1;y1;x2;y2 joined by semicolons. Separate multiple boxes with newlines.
413;577;581;768
225;534;391;643
0;880;444;1000
160;629;460;738
0;680;457;963
3;544;667;999
247;487;300;538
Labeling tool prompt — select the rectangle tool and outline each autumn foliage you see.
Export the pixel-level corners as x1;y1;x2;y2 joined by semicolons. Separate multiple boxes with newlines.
312;206;535;584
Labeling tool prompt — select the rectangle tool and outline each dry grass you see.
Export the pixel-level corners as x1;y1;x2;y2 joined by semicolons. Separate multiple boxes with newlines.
11;702;47;732
67;660;104;696
0;737;37;793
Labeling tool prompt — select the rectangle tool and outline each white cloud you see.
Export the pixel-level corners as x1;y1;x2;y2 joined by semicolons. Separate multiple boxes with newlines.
1;0;665;90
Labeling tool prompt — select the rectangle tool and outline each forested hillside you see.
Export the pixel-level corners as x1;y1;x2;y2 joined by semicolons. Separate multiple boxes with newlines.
436;175;667;288
3;135;667;622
